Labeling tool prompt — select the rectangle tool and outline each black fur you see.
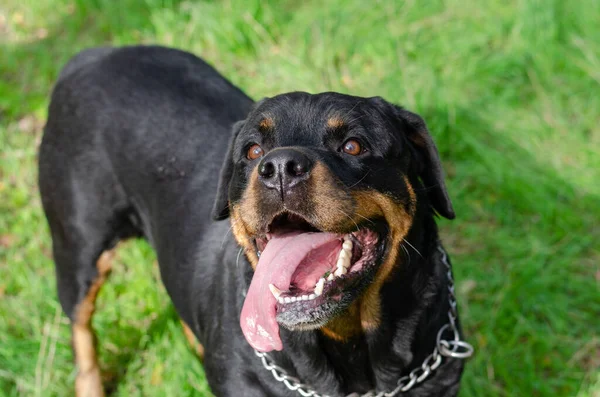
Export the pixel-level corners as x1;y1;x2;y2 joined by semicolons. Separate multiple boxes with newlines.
39;45;466;396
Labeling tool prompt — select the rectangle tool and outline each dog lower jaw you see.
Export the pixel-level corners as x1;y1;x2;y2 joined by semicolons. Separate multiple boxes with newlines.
274;230;386;332
276;290;363;332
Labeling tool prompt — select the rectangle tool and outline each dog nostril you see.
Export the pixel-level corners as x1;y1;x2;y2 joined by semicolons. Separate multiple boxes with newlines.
259;162;275;178
287;161;307;176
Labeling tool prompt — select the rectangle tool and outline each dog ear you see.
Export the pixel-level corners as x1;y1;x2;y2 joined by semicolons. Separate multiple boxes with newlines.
212;120;246;220
394;106;455;219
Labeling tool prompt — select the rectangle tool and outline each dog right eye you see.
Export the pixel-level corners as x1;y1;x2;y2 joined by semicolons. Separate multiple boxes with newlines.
247;144;264;160
341;139;364;156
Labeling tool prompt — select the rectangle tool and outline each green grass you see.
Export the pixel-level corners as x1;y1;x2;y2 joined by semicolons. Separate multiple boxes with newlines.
1;0;598;396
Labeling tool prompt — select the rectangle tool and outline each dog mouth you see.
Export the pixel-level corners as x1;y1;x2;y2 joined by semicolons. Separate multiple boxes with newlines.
240;213;386;352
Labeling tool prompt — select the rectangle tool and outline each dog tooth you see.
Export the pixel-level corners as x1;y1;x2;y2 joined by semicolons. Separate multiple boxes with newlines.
284;297;291;303
337;254;351;269
342;240;353;251
291;297;297;302
309;294;316;300
339;249;349;260
337;255;351;269
343;257;352;269
277;297;284;304
314;278;325;296
327;273;335;281
302;295;309;301
334;266;347;277
269;284;282;299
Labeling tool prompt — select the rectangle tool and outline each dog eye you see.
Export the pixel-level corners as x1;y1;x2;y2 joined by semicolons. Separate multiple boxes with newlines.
247;144;264;160
342;139;363;156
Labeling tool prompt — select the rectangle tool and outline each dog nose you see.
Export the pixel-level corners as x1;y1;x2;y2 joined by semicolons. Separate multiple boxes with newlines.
258;148;312;195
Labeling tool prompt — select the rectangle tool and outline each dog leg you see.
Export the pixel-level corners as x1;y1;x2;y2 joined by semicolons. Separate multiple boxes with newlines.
180;320;205;361
71;250;113;397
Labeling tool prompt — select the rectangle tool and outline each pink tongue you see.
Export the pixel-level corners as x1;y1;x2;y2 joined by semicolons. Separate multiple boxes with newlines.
240;231;340;351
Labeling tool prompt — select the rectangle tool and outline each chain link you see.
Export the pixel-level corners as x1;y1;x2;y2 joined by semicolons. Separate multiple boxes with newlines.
255;244;474;397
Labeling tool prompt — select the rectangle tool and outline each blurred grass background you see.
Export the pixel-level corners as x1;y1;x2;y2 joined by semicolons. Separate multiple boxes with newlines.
0;0;598;396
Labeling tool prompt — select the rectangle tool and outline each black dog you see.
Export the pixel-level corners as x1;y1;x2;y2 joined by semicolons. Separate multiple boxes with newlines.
39;45;472;397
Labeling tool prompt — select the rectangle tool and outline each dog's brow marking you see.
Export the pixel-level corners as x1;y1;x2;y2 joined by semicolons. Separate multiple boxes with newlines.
326;117;345;129
258;117;274;131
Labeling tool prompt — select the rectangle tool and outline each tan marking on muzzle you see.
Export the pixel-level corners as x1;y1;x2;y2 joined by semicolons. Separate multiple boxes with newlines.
309;162;355;231
354;186;416;331
231;168;261;268
322;181;416;340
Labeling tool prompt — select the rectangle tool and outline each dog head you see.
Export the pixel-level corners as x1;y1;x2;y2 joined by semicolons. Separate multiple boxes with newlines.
212;92;454;351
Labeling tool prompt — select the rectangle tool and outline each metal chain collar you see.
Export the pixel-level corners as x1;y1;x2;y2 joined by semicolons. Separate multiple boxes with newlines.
254;245;474;397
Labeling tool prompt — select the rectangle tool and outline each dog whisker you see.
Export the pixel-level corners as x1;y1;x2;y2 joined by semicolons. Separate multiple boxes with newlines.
402;239;424;259
220;216;240;248
348;169;371;188
401;242;411;264
345;114;367;125
413;182;442;193
337;208;361;232
236;247;244;268
341;100;363;120
220;224;235;249
351;211;375;225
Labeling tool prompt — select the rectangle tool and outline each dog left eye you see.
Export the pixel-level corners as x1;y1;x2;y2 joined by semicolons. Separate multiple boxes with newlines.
247;144;264;160
341;139;363;156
